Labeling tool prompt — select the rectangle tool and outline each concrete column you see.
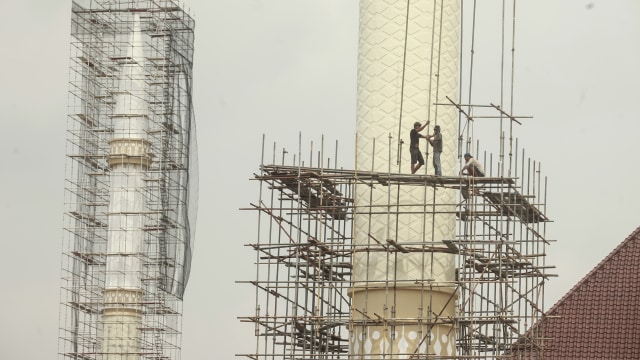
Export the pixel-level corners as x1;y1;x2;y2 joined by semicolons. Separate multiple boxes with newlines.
352;1;460;358
103;15;150;359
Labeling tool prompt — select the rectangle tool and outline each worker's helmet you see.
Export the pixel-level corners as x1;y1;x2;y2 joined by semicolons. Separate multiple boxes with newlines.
434;125;441;131
414;122;421;128
464;153;472;158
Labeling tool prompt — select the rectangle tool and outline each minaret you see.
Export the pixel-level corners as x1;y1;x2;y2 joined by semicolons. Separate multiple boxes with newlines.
351;1;460;358
60;3;196;359
103;15;149;359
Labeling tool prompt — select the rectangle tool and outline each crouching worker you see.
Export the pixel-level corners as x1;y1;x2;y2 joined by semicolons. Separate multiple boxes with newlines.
460;153;485;177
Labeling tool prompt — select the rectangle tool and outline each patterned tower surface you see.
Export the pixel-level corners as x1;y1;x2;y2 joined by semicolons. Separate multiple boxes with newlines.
58;2;196;359
352;1;460;357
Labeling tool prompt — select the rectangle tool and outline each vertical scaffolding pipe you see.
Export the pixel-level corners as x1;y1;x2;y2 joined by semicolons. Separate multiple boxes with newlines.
351;1;461;357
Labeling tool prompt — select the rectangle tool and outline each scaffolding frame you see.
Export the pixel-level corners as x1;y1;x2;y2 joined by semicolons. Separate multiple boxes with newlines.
239;105;553;359
59;1;196;359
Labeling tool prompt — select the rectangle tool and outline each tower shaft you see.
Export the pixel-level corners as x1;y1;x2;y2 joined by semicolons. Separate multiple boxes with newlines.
352;1;461;357
102;14;149;359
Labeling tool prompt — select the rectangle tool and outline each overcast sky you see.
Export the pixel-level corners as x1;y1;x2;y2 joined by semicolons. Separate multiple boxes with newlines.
1;1;639;359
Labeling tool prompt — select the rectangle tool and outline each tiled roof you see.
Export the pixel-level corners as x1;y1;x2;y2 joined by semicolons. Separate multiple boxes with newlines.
510;226;640;359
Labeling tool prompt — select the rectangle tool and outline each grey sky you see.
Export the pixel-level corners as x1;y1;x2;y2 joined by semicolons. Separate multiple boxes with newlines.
1;1;639;359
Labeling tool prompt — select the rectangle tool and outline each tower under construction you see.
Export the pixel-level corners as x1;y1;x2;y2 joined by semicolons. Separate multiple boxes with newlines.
240;1;553;359
58;1;197;359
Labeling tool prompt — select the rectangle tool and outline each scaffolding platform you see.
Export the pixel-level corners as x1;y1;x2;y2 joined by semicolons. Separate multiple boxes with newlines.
242;141;553;359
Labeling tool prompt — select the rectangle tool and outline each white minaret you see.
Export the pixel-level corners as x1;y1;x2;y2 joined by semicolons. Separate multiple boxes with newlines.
351;1;460;358
103;15;150;359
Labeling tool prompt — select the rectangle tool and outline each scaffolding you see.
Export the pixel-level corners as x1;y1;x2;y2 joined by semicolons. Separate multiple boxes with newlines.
239;103;553;359
58;1;196;359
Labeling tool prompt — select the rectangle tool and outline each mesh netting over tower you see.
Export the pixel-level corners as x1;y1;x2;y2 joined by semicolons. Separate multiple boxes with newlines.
58;1;197;359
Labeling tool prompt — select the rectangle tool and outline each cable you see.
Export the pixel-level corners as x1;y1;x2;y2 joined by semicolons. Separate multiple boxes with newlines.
396;0;413;169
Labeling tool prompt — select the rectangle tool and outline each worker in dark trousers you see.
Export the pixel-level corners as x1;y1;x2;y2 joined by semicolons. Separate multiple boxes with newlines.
461;153;485;177
410;120;430;174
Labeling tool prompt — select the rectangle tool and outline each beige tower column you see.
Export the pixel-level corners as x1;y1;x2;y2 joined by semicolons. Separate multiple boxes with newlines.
351;1;460;358
102;15;149;359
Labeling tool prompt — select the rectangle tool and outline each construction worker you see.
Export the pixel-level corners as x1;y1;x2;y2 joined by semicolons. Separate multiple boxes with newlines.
410;120;430;174
427;125;442;176
460;153;485;177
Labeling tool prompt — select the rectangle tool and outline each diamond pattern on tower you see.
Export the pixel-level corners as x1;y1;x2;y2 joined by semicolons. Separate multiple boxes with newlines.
354;0;460;284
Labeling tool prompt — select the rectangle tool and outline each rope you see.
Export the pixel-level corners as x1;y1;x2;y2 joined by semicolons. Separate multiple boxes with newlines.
508;0;518;176
396;0;412;169
461;0;478;151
